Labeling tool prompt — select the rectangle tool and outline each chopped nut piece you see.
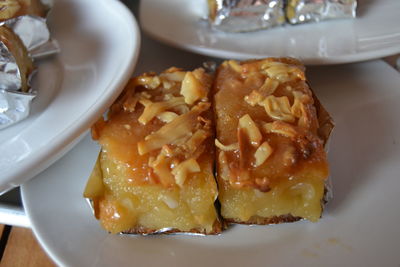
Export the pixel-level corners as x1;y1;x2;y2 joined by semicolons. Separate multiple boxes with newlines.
291;91;313;129
215;139;239;151
244;90;263;107
254;141;273;167
172;158;201;187
262;121;298;138
151;155;176;187
180;71;207;105
185;129;209;154
262;62;305;83
259;78;279;96
138;103;210;155
149;152;176;187
156;111;179;123
161;71;186;82
238;114;262;147
227;60;242;73
138;97;185;125
133;75;161;89
260;95;295;123
122;93;139;112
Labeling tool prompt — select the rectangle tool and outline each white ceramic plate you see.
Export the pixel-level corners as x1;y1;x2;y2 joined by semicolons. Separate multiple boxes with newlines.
0;0;140;194
22;60;400;266
140;0;400;65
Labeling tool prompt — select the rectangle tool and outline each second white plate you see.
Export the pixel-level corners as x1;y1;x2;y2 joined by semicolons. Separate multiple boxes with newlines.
22;60;400;266
140;0;400;65
0;0;140;193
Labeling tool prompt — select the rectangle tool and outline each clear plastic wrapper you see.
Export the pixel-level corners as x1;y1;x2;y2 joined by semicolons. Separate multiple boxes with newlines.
286;0;357;24
208;0;285;32
0;12;59;130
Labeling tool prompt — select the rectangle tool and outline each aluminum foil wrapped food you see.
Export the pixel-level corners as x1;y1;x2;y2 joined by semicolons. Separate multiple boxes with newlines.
208;0;286;32
208;0;357;32
286;0;357;24
0;0;59;130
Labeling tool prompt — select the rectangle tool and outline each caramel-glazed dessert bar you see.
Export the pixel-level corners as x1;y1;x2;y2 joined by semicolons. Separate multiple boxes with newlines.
0;25;33;92
0;0;48;21
84;67;223;234
213;58;333;224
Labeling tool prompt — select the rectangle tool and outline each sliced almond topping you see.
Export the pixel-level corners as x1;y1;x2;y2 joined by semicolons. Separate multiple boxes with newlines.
150;155;176;187
171;158;200;187
138;102;210;155
160;144;174;157
238;114;262;147
161;71;186;82
289;66;305;81
162;80;173;89
291;93;304;119
260;95;295;123
262;62;305;83
244;90;263;107
180;71;207;105
120;91;139;113
185;129;209;153
264;65;290;82
156;111;179;123
215;139;239;151
291;91;312;129
259;78;279;95
262;121;298;138
133;76;160;89
138;96;185;125
227;60;242;73
254;141;273;167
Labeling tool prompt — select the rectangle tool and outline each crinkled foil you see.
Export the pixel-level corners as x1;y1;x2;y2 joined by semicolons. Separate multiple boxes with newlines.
209;0;285;32
208;0;356;32
286;0;357;24
0;15;59;130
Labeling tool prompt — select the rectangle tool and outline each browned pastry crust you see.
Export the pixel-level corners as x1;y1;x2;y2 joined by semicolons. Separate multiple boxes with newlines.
122;221;226;235
225;214;302;225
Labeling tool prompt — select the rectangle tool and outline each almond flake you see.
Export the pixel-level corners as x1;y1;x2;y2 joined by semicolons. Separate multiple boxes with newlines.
254;141;273;167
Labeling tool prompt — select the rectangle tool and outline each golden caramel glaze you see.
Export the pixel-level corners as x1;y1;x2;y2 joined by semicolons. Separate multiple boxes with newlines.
85;68;222;234
0;0;48;21
213;58;332;223
0;25;34;92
